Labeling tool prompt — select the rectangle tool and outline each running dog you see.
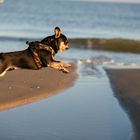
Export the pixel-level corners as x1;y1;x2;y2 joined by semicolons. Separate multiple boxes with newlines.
0;28;71;77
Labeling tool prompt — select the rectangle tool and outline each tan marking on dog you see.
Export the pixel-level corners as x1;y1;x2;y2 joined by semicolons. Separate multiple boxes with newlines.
0;66;19;77
59;42;69;52
48;61;70;73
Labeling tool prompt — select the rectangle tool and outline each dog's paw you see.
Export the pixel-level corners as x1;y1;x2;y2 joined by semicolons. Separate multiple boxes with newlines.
59;67;69;73
63;63;71;68
62;69;69;73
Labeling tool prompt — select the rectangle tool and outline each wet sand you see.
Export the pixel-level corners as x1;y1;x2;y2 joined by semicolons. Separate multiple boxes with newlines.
0;64;77;111
106;69;140;140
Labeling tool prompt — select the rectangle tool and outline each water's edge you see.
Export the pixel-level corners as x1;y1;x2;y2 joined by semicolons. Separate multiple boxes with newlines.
105;69;140;140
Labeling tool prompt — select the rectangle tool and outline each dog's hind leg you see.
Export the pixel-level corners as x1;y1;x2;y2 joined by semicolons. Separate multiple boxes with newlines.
0;65;19;77
0;69;7;77
0;66;8;77
0;70;7;77
0;63;11;77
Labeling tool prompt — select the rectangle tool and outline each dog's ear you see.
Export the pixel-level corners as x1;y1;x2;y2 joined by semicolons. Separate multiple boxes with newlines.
54;27;61;38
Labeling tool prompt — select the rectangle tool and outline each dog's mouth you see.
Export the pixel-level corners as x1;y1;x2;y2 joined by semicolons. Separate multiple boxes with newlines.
65;45;70;50
64;41;70;49
59;47;66;52
58;42;70;52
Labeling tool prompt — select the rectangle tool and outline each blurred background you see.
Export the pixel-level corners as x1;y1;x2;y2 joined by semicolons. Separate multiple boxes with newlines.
0;0;140;40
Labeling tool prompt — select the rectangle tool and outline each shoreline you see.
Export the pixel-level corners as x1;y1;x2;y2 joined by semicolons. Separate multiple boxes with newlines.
0;64;77;111
106;68;140;140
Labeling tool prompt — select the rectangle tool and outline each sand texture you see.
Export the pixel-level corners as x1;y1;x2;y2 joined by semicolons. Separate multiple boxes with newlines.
0;64;77;110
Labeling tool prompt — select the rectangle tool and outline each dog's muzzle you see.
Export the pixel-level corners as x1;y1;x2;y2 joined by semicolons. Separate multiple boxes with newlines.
66;44;70;50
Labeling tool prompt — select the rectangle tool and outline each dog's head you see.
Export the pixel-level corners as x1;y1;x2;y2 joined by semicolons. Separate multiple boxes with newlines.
56;34;70;52
41;28;70;53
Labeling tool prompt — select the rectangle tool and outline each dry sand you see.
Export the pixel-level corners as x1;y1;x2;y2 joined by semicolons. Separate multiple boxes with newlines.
0;64;77;111
106;69;140;140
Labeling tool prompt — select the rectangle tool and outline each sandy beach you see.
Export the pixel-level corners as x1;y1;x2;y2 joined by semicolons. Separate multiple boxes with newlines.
106;68;140;140
0;64;77;111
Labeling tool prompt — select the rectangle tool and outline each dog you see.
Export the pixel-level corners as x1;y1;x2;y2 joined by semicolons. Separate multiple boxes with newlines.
0;28;71;77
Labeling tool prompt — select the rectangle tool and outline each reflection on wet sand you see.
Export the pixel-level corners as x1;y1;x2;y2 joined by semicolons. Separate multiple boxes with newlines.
0;91;60;111
118;98;140;140
106;69;140;140
0;64;77;111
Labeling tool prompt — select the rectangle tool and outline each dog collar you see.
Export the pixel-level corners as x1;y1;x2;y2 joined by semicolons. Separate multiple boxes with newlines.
37;43;55;57
29;43;55;69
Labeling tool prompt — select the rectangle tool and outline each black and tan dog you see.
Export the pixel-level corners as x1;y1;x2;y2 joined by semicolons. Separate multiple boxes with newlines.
0;28;71;77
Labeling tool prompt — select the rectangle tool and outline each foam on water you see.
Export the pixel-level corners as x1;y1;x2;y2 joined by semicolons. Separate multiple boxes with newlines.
73;54;140;70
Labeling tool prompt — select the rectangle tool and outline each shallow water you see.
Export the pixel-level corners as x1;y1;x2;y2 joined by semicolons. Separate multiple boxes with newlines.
0;65;132;140
0;42;140;139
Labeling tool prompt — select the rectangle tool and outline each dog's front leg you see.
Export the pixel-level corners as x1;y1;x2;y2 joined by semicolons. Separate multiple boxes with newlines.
62;62;71;68
48;61;69;73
